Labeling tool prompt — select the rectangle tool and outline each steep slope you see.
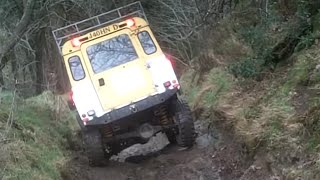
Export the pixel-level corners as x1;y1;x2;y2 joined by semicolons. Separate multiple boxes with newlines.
180;29;320;180
0;91;78;179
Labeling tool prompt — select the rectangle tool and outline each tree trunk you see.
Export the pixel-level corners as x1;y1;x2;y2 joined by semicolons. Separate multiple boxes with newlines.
11;55;17;81
0;71;4;87
35;29;46;94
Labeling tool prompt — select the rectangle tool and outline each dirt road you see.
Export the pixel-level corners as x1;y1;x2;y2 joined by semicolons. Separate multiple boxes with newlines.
61;121;259;180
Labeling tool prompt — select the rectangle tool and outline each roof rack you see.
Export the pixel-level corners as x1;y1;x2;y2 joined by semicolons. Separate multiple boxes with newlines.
52;1;147;54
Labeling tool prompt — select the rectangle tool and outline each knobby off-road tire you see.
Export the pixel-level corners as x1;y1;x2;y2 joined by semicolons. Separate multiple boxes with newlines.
165;130;177;144
83;128;107;167
174;99;196;148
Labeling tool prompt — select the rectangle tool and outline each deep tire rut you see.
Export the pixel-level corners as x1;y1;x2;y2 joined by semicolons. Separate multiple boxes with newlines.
61;121;257;180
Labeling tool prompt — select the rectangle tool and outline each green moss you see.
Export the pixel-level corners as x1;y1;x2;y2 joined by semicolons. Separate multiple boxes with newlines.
203;68;233;107
312;11;320;34
180;68;234;109
0;91;15;101
307;135;320;152
180;70;201;105
285;58;313;89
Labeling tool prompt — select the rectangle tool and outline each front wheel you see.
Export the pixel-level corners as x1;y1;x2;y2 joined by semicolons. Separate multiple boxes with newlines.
171;99;196;148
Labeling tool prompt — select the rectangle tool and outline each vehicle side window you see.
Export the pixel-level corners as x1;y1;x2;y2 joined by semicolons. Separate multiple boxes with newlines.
68;56;85;81
138;31;156;55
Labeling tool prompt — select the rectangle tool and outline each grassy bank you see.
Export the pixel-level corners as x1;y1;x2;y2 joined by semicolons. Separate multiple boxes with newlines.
181;42;320;179
0;91;78;180
179;4;320;177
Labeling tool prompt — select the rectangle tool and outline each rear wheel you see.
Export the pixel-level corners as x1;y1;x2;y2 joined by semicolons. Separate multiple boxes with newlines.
83;128;108;166
173;99;196;147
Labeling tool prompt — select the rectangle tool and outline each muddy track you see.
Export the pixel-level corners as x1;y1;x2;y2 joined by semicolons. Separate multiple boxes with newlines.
60;121;260;180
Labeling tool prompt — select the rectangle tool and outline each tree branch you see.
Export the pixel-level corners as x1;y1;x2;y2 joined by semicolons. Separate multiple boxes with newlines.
0;0;36;70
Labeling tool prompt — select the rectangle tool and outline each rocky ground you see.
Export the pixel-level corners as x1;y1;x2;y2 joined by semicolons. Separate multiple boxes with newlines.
60;120;270;180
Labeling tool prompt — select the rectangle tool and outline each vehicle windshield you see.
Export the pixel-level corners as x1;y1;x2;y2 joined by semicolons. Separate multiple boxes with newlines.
86;34;138;74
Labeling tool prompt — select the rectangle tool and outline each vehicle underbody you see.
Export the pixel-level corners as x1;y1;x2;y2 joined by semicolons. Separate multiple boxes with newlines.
79;91;196;166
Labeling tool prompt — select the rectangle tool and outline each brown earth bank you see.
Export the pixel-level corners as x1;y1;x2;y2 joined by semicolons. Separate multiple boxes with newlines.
59;120;275;180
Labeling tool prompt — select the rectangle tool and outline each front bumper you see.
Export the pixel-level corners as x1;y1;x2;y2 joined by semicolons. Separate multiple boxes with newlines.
86;89;178;126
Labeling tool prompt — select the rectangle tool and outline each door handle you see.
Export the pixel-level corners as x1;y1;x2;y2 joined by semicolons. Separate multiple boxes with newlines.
98;78;105;86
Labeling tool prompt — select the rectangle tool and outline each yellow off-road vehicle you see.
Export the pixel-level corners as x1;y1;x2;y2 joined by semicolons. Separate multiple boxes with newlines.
53;2;195;166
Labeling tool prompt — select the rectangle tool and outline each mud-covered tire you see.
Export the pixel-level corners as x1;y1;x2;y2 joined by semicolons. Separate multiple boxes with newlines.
174;99;196;148
165;130;177;144
83;128;106;166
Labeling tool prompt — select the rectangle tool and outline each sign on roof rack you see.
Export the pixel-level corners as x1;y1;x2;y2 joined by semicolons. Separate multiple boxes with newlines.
52;1;147;54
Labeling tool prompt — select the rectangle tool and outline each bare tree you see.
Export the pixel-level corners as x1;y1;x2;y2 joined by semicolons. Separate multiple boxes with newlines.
0;0;36;71
0;0;234;94
147;0;233;66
